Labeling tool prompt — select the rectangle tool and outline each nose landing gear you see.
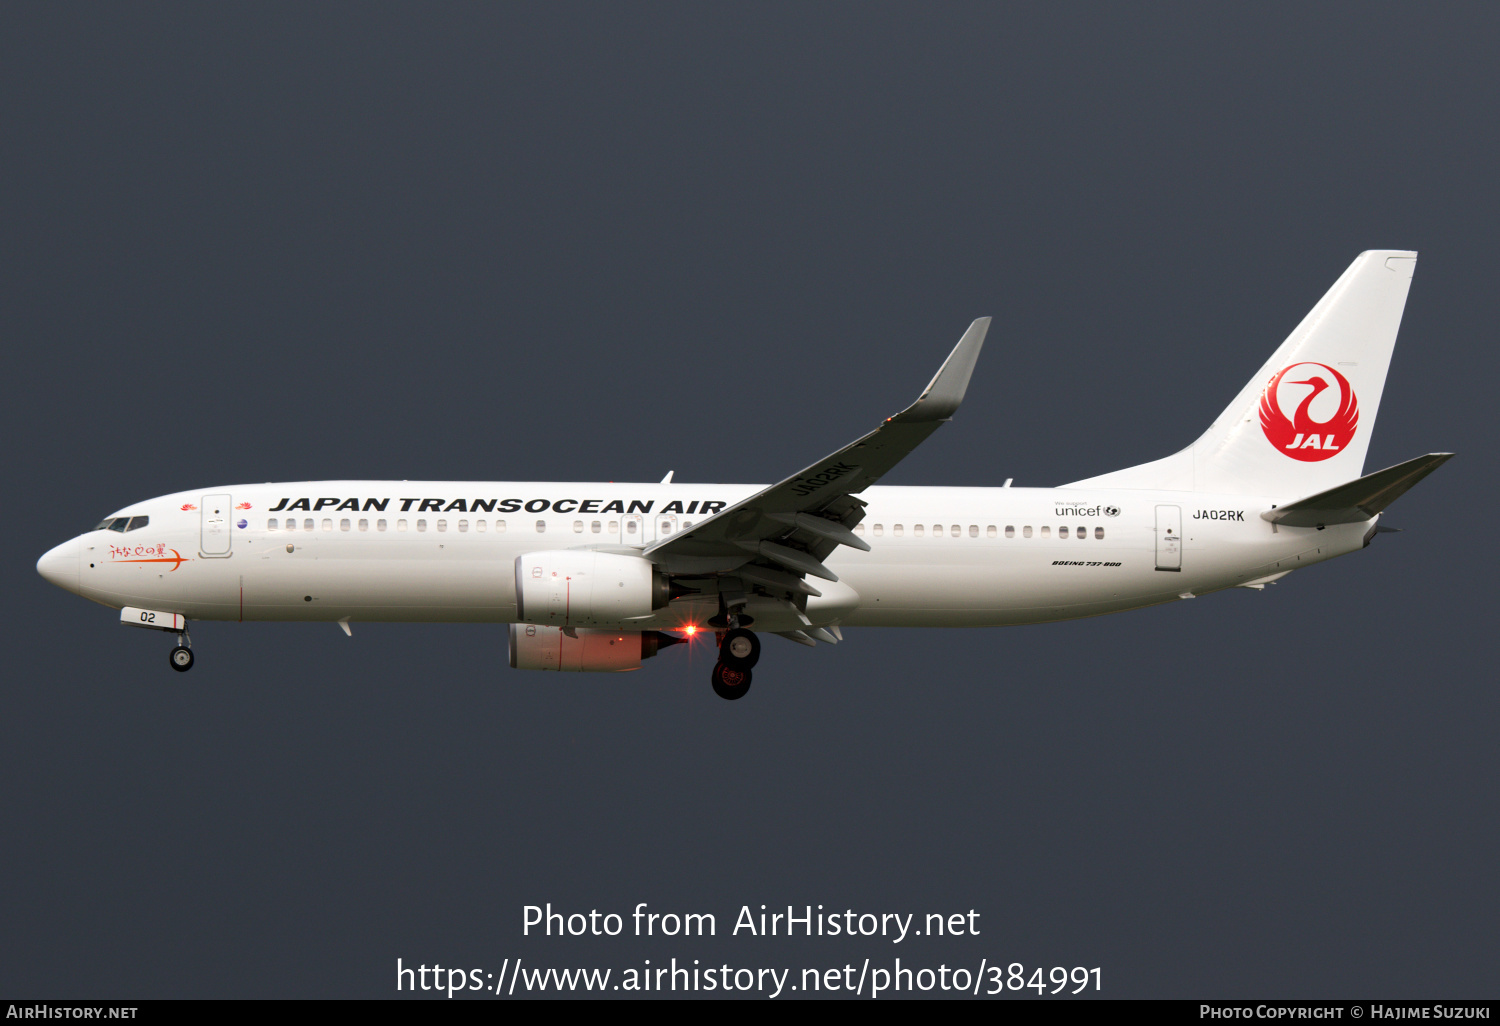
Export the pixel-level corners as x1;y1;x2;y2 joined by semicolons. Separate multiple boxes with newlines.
169;630;193;672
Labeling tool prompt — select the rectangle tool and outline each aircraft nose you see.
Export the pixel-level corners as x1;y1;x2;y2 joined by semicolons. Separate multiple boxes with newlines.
37;536;81;595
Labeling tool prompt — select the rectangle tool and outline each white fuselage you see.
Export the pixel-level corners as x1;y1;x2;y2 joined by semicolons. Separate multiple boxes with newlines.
52;480;1366;634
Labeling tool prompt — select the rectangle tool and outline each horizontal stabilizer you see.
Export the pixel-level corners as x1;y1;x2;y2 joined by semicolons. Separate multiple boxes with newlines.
1261;453;1454;527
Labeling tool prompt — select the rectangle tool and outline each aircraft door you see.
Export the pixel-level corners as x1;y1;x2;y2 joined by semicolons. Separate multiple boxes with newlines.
201;493;233;556
1155;504;1181;572
620;514;644;546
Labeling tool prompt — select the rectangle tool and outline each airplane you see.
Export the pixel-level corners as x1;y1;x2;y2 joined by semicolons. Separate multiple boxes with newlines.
37;250;1451;700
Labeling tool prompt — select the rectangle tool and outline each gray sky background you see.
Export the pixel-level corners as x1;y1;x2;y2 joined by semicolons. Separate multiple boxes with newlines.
2;2;1496;998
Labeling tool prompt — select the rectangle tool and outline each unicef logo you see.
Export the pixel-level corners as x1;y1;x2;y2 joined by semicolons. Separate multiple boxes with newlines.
1103;506;1120;518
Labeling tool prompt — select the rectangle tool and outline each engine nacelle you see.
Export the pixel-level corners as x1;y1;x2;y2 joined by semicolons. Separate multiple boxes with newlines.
515;550;669;626
508;624;678;672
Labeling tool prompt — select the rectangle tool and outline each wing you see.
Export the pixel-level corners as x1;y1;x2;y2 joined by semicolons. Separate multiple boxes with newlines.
643;317;991;616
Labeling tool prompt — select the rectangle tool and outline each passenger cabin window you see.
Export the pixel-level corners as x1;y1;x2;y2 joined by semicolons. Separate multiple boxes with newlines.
303;519;314;531
986;525;996;538
932;524;942;537
458;520;468;532
591;521;601;533
536;520;547;533
1060;526;1069;538
268;518;279;531
475;520;486;532
340;518;351;531
496;520;506;533
436;520;447;532
1040;526;1050;537
573;521;584;533
1004;525;1014;538
853;524;865;535
894;524;904;536
1095;526;1105;540
397;519;408;531
417;519;427;532
950;525;960;537
625;521;636;534
873;524;883;536
607;521;617;533
377;519;388;532
913;524;923;537
1077;525;1086;539
358;519;369;532
969;525;978;537
1023;526;1033;538
322;519;333;531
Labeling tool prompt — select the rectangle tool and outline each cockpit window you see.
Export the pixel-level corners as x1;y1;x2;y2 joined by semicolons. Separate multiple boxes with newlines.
95;515;149;532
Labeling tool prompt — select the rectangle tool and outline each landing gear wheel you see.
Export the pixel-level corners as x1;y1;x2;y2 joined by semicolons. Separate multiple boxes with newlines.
169;646;194;672
719;627;761;670
711;662;752;701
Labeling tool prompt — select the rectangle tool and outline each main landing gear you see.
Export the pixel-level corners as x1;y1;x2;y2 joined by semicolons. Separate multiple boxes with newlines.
712;662;751;700
169;630;193;672
711;626;761;700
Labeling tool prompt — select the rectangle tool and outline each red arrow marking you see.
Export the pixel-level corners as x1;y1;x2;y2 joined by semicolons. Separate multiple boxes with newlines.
113;549;190;571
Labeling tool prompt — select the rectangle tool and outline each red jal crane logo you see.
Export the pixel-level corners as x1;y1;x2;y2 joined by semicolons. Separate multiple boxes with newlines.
1259;362;1359;462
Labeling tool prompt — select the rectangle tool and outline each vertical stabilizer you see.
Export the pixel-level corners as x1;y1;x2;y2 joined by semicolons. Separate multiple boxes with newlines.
1066;251;1417;497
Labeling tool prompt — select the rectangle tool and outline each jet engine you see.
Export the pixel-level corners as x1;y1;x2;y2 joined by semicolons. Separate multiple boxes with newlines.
508;624;681;672
514;550;670;626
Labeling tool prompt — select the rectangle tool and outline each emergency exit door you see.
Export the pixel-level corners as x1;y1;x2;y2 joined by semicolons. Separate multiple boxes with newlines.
201;493;233;556
620;514;645;546
1155;504;1181;571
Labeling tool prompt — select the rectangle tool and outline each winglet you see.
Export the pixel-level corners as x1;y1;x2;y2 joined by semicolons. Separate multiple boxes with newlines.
892;317;991;423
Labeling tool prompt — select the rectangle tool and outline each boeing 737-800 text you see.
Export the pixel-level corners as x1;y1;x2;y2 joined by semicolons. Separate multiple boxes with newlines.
37;251;1450;699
